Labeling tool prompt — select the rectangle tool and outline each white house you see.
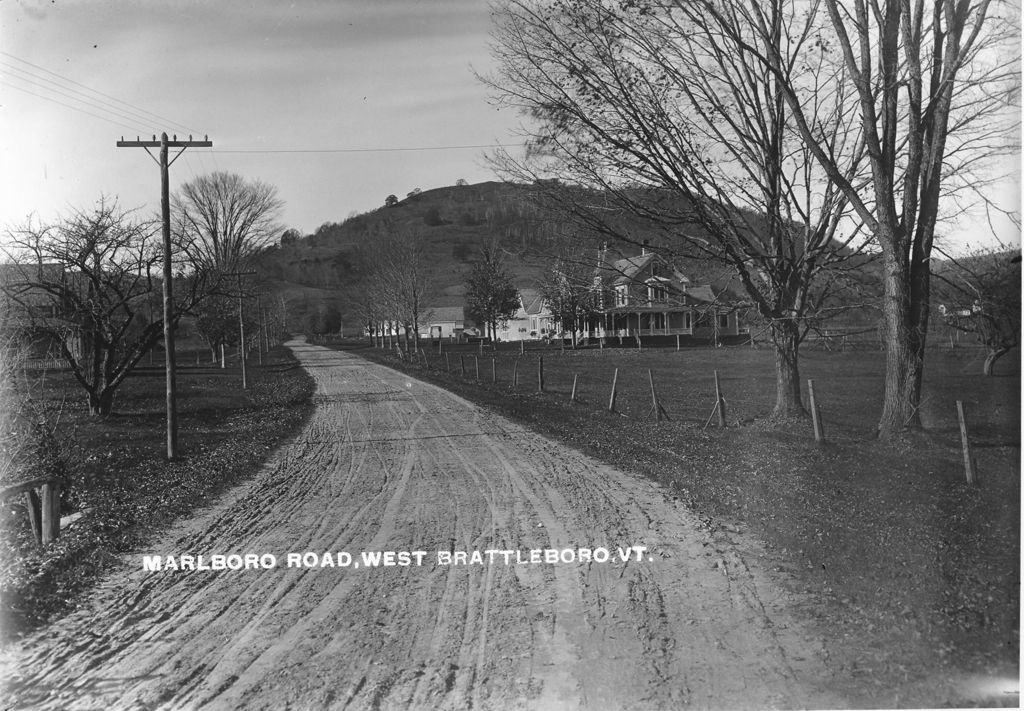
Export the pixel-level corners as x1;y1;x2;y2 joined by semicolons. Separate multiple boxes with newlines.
419;306;468;340
497;288;556;341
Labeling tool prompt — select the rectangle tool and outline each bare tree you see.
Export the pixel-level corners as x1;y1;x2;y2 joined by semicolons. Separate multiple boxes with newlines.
465;243;521;342
934;244;1021;375
538;236;600;348
374;227;437;354
484;0;871;417
1;200;205;415
173;171;283;275
733;0;1020;434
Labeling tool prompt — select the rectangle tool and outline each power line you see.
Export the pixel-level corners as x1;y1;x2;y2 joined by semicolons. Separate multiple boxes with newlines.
209;143;514;154
0;50;197;135
1;65;158;132
0;80;143;133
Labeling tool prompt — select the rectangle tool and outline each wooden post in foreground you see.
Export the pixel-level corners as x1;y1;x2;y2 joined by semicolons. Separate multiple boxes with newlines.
491;358;496;383
513;358;519;388
460;355;466;376
445;352;450;373
676;334;680;351
648;369;669;421
538;355;545;392
808;379;824;442
956;401;977;485
714;370;726;427
570;373;579;402
520;340;525;355
474;355;480;381
608;368;619;412
40;481;60;544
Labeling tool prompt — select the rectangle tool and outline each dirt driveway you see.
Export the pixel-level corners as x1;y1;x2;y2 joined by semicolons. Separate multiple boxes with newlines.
2;341;843;710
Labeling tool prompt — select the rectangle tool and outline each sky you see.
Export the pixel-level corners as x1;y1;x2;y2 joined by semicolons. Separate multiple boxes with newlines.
0;0;524;236
0;0;1019;253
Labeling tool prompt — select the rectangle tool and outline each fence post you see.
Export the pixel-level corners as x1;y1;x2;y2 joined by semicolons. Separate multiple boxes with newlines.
445;352;450;373
460;355;466;376
491;358;496;383
648;369;669;421
608;368;619;412
41;481;59;544
571;373;579;402
676;334;680;351
23;490;41;544
956;400;977;484
714;370;726;427
513;358;519;388
808;379;824;442
474;355;480;381
520;340;525;356
538;355;545;392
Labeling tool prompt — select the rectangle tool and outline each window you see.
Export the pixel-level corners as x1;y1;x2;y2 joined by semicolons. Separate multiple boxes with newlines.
718;314;729;329
647;284;667;303
652;313;666;329
615;285;630;306
684;312;692;330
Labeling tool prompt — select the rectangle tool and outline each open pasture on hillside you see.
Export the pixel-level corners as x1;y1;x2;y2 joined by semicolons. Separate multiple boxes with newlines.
348;338;1020;706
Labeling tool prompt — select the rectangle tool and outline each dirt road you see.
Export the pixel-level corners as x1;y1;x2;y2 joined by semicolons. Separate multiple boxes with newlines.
2;341;842;710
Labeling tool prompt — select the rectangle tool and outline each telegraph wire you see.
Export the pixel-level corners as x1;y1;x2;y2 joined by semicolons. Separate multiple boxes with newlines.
0;80;143;133
0;50;198;135
208;144;513;154
1;64;161;132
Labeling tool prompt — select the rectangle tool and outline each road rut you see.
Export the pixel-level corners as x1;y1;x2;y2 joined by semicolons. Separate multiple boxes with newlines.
2;341;842;710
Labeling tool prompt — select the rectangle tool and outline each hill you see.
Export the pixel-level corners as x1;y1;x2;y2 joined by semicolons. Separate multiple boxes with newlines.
253;180;744;332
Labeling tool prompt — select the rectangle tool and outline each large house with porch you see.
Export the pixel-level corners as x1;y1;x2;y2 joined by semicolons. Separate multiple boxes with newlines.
585;249;740;342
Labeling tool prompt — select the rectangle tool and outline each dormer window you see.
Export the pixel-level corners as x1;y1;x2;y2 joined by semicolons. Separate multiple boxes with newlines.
647;283;667;303
615;284;630;306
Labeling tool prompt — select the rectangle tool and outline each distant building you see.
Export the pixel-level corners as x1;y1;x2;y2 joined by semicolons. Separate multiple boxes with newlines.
497;288;555;342
419;305;469;339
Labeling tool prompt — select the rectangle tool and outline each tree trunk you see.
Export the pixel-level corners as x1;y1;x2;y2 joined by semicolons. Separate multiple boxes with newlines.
770;320;805;418
88;388;116;416
876;245;927;436
983;346;1010;376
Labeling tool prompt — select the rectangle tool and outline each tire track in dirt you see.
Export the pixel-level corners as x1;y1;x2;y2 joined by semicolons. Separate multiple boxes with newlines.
1;341;843;710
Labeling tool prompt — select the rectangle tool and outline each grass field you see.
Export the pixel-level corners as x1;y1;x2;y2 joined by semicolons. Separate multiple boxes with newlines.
0;342;315;639
345;337;1020;707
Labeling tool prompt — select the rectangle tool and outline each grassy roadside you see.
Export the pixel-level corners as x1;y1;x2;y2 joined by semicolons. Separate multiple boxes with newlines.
339;339;1020;708
0;344;315;641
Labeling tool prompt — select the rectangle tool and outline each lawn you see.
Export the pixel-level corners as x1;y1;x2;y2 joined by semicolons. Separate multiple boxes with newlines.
345;337;1020;707
0;343;315;639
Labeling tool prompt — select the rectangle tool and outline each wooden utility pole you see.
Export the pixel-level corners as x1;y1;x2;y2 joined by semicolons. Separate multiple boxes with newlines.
117;133;212;460
226;271;257;389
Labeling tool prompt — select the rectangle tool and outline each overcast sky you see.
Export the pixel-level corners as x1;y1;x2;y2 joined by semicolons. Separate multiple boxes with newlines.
0;0;1019;252
0;0;523;236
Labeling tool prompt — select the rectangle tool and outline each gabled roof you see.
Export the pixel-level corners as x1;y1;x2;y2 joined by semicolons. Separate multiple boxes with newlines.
519;288;547;315
423;306;464;323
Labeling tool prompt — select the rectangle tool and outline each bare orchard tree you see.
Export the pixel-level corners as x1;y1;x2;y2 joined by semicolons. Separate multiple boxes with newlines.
1;200;206;415
173;171;283;276
732;0;1020;434
933;244;1021;375
485;0;871;417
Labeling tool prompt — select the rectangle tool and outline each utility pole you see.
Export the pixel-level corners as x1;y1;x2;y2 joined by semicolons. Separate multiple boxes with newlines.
226;271;257;389
117;133;212;460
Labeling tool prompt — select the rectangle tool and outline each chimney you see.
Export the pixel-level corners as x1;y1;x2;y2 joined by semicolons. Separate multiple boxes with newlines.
641;239;649;256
